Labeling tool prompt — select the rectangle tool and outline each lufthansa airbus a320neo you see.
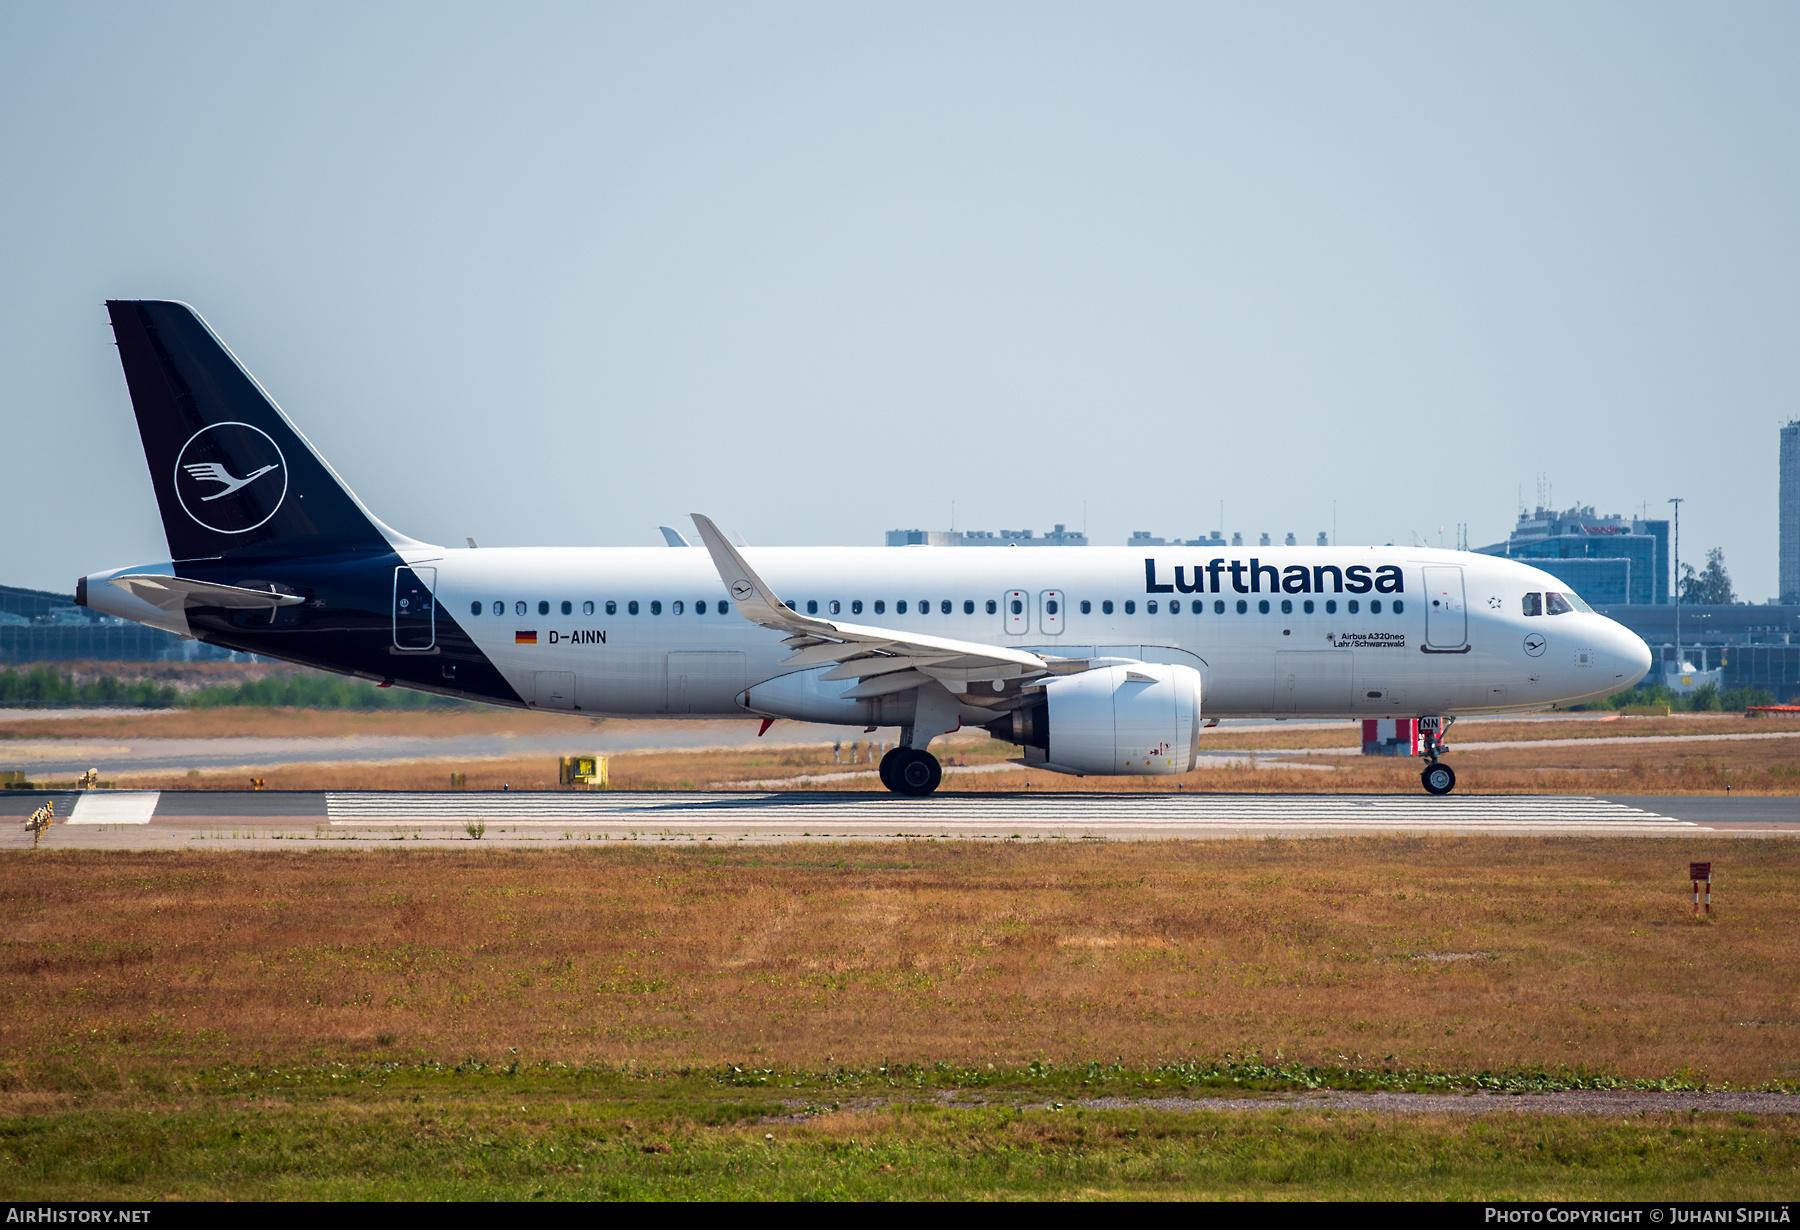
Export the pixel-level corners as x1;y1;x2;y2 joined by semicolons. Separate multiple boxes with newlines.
77;301;1653;795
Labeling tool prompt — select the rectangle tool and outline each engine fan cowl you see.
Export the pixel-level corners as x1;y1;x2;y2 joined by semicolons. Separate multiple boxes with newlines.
1033;662;1203;775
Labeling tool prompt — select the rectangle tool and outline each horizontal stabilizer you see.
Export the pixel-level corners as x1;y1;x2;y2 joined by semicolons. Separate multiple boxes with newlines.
109;574;305;613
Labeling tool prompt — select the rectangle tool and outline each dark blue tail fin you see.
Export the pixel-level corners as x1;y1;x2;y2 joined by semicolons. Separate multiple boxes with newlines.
106;300;401;562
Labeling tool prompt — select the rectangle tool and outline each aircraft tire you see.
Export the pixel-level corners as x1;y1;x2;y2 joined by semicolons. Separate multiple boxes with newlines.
1421;763;1456;796
878;748;905;792
892;749;942;797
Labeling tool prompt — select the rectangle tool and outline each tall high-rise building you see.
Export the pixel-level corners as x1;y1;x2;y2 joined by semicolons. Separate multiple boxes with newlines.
1783;421;1800;604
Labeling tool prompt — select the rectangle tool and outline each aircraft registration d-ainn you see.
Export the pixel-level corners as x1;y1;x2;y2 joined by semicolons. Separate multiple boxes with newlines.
79;302;1653;795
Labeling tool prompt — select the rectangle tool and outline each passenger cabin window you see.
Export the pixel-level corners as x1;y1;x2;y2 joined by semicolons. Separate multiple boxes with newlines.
583;601;595;615
1102;600;1114;614
650;601;662;615
1348;599;1360;614
1303;599;1314;614
1258;599;1270;614
1393;600;1404;614
1080;600;1091;614
1124;600;1136;614
806;600;818;615
493;600;504;616
673;600;684;615
1191;600;1203;614
1325;599;1337;614
1370;600;1382;614
1214;600;1225;614
515;601;526;616
720;601;730;614
1523;593;1543;616
538;600;550;616
919;598;929;613
1235;600;1247;614
1146;600;1158;614
561;600;572;615
897;600;908;614
1280;599;1292;614
627;600;639;615
963;600;974;614
852;600;863;614
1545;592;1574;616
1010;599;1022;615
986;599;998;614
695;600;706;614
605;600;617;615
470;601;481;616
874;600;885;614
829;600;840;614
941;600;952;614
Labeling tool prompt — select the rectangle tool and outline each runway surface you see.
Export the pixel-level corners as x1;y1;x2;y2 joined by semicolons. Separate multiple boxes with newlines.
5;790;1795;848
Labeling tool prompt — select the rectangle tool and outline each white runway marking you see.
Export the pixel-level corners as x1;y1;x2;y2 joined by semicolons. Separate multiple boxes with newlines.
66;791;160;824
324;792;1698;836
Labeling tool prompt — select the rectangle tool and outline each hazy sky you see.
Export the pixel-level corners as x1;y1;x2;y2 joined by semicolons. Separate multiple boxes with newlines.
3;3;1796;598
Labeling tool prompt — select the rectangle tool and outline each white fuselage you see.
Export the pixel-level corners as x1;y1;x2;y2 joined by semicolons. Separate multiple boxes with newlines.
390;543;1652;720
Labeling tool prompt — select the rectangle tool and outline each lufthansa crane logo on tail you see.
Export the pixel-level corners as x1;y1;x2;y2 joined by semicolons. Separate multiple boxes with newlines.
173;422;288;534
730;580;755;600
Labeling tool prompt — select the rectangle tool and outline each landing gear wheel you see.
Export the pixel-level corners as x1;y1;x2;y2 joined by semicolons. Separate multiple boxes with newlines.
889;748;942;797
878;748;905;792
1421;763;1456;796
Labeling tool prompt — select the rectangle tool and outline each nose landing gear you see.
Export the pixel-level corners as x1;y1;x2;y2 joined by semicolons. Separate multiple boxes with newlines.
1418;716;1457;795
1421;762;1456;795
879;747;943;796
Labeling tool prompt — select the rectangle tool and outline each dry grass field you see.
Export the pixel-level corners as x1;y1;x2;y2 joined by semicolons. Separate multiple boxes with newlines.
3;838;1794;1089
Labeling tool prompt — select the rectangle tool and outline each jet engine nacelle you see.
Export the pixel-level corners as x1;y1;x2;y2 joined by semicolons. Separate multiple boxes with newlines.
990;662;1203;775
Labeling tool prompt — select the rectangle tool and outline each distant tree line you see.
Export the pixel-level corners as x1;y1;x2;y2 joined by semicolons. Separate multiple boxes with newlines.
0;667;465;709
1585;681;1780;713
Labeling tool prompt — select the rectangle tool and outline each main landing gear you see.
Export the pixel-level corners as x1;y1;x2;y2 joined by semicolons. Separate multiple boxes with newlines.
1418;716;1456;796
879;747;942;796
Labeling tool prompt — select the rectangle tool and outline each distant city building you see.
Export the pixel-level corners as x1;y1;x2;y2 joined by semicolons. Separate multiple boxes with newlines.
1474;506;1669;605
1781;420;1800;603
1599;602;1800;702
886;524;1088;547
0;584;235;665
1127;530;1322;549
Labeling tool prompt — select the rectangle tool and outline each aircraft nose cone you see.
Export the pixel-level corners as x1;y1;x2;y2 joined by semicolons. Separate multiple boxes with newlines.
1609;622;1653;689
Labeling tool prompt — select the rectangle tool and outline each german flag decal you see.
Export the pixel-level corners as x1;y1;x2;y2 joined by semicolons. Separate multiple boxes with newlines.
515;630;537;645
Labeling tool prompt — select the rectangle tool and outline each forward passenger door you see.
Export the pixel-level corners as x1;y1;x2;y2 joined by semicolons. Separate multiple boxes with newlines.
1422;566;1468;651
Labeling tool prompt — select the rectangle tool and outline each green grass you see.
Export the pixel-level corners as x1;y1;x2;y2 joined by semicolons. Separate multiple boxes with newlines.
2;1066;1795;1201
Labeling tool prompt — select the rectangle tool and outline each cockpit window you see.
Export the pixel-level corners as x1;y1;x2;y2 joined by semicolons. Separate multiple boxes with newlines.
1565;590;1594;613
1522;593;1542;616
1545;592;1574;616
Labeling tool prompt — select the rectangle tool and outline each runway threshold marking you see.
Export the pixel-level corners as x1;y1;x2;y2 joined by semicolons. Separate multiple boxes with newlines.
67;792;160;824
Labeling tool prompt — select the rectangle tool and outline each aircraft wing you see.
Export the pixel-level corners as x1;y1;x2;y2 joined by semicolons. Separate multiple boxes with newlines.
688;514;1089;699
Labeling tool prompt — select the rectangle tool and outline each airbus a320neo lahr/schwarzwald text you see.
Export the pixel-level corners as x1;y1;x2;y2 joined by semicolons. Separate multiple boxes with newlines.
78;301;1653;795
